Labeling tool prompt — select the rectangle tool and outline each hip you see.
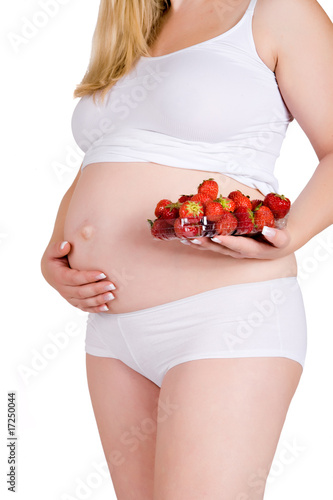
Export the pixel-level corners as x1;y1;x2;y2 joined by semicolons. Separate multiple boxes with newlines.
85;275;307;387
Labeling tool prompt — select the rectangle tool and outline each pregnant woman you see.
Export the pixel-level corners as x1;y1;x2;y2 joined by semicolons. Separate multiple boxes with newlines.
41;0;333;498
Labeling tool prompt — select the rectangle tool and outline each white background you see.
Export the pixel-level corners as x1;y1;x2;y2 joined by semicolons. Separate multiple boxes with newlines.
1;1;333;499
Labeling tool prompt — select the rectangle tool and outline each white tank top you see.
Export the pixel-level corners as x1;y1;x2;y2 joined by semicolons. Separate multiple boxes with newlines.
71;0;293;195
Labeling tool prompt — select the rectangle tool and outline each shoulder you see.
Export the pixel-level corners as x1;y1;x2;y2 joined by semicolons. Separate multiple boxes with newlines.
257;0;332;54
257;0;333;160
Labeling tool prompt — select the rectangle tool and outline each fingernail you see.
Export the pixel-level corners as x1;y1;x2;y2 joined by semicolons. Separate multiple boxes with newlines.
100;305;109;311
96;273;107;279
104;283;116;291
60;241;68;250
262;226;276;238
211;237;221;243
179;239;191;245
104;292;115;301
191;239;202;245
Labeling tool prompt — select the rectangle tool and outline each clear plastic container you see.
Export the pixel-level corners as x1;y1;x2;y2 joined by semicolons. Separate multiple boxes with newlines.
148;212;289;240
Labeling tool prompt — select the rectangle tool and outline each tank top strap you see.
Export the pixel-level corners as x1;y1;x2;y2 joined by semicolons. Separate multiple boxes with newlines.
247;0;258;13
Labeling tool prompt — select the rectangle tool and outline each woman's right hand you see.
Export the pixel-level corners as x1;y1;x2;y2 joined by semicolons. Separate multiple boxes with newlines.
41;241;116;313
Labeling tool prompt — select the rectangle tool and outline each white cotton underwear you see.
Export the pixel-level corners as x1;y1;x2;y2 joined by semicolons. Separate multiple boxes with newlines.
85;277;307;388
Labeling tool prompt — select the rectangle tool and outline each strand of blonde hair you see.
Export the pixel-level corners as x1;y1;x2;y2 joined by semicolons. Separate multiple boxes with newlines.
73;0;170;105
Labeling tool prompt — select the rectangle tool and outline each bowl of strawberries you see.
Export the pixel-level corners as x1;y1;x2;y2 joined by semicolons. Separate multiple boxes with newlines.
147;178;291;241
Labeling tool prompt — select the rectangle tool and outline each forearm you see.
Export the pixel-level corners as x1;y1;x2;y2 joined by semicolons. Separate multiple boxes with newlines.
287;152;333;252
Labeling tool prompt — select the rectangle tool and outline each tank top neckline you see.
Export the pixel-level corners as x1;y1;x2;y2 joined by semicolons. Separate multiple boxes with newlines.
141;0;253;60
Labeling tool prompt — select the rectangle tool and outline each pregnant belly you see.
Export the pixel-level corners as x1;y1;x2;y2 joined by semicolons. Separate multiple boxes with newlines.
63;162;297;313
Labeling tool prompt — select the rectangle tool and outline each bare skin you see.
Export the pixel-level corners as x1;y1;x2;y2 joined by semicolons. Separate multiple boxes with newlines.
153;357;302;499
43;0;333;498
63;163;297;314
62;0;297;315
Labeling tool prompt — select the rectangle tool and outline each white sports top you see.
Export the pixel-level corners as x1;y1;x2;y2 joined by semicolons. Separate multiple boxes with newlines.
71;0;293;196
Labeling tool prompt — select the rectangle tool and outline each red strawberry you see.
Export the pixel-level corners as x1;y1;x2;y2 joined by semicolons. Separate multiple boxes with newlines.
191;192;212;208
263;193;291;219
179;200;204;223
178;194;193;203
233;207;255;235
174;218;203;239
228;190;252;210
251;199;263;211
215;195;236;212
215;212;238;236
197;178;219;200
253;205;275;232
148;218;176;240
205;200;225;222
155;199;172;218
160;201;180;225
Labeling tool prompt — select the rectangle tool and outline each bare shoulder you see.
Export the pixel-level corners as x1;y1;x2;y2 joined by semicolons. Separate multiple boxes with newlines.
259;0;332;53
259;0;333;160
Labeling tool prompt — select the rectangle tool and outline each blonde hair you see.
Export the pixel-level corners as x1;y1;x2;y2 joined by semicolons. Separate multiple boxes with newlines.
73;0;170;105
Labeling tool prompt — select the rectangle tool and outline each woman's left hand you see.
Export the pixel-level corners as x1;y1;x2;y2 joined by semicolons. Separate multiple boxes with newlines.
180;226;294;260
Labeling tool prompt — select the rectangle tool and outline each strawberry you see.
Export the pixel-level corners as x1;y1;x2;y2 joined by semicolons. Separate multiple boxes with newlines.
263;193;291;219
233;207;255;235
178;194;193;203
205;200;225;221
215;212;238;236
179;200;204;223
197;178;219;200
228;190;252;210
253;205;275;232
148;218;176;240
160;201;180;225
155;199;172;218
215;195;236;212
190;192;212;208
174;218;203;239
251;199;263;211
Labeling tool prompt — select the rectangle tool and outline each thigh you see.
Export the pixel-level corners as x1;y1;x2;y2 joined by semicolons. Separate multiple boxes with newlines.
153;357;303;500
85;354;161;500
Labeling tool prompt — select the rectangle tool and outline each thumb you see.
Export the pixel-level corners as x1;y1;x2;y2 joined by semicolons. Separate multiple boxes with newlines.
52;240;71;257
262;226;290;248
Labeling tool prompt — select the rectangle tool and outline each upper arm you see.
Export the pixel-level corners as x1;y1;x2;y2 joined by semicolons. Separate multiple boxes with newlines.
268;0;333;161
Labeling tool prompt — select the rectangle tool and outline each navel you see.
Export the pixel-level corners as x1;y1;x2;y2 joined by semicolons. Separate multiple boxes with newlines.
80;224;95;240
